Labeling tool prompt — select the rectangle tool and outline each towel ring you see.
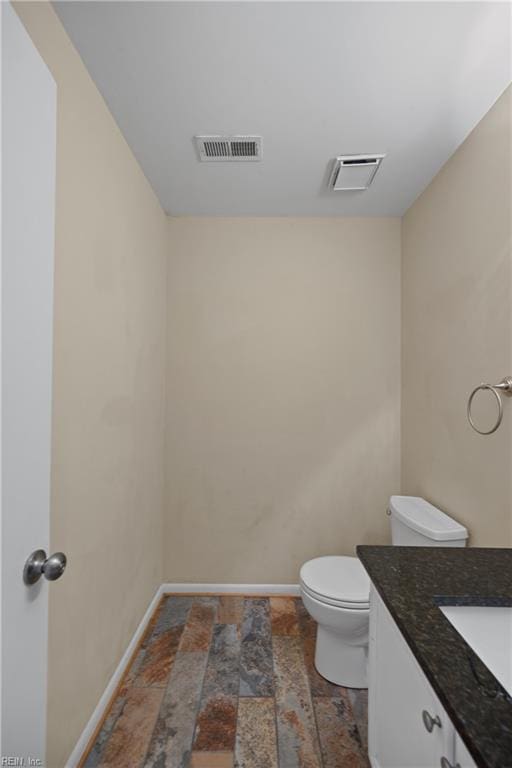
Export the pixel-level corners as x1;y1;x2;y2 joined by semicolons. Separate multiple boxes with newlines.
467;377;512;435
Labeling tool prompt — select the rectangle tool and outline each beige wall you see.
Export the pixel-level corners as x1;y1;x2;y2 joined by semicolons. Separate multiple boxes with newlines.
14;4;168;766
165;218;401;582
402;86;512;546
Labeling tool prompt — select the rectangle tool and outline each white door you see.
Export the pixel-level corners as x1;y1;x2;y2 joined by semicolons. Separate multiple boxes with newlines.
1;3;57;764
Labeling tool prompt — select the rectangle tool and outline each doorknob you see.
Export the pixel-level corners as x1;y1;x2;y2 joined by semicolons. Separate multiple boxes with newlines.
23;549;67;585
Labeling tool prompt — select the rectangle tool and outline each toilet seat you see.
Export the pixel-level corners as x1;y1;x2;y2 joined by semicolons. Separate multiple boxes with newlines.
300;556;370;610
300;581;369;610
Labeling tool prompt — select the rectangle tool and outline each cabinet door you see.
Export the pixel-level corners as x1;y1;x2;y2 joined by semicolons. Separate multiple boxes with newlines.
369;588;455;768
455;733;478;768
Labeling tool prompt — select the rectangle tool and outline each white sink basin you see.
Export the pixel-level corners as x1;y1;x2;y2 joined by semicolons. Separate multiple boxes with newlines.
440;605;512;696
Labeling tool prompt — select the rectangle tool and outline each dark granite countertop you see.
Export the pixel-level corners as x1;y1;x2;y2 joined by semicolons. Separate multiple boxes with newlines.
357;546;512;768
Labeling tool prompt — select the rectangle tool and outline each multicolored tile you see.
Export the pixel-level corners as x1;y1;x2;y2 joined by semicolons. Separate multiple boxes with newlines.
270;597;300;636
273;636;322;768
239;599;274;696
314;697;369;767
83;647;148;767
193;695;238;752
83;695;126;768
234;697;278;768
217;596;244;627
97;686;164;768
153;595;193;634
190;753;234;768
204;624;241;697
122;647;148;689
143;650;208;767
180;600;216;652
193;624;240;751
83;595;370;768
191;595;220;624
133;625;184;687
348;688;369;754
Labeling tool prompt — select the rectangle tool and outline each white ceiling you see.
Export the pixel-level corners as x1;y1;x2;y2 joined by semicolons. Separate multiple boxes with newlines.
54;1;511;217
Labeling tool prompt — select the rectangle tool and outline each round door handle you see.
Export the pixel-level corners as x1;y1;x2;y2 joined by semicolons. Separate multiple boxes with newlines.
422;709;442;733
42;552;67;581
23;549;67;585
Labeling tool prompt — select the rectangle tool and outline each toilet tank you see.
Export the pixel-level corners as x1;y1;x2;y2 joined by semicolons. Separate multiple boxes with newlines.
389;496;468;547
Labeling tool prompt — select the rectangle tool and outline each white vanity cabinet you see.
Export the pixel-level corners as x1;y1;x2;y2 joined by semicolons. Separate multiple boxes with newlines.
455;733;478;768
368;587;477;768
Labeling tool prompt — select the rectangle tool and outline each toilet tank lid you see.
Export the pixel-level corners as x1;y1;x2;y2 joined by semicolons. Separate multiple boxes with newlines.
389;496;468;541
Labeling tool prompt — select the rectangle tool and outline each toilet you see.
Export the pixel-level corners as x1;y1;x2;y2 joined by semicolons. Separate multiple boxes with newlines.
300;496;468;688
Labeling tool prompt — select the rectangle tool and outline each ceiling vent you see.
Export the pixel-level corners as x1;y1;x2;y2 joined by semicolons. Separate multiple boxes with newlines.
195;135;262;162
329;154;385;191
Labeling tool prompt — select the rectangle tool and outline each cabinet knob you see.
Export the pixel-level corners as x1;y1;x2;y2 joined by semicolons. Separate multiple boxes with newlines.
440;758;461;768
422;709;442;733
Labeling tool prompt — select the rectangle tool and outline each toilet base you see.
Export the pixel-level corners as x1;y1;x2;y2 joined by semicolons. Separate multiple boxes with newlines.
314;624;368;688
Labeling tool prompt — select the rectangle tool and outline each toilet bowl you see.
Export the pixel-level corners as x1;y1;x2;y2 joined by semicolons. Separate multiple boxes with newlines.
300;555;370;687
300;496;469;688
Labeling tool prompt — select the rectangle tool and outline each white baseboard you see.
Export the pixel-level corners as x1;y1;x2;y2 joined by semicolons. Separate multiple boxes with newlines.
67;582;300;767
66;584;165;768
162;582;300;596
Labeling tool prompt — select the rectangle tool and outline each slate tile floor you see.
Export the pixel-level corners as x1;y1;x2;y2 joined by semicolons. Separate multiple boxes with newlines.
84;596;369;768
